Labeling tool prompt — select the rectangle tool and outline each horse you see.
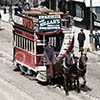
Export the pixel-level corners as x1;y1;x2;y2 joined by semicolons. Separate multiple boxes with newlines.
77;52;88;87
52;57;69;95
65;52;88;92
63;51;80;91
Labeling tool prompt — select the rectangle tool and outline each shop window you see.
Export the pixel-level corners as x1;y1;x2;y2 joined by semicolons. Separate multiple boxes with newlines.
95;7;100;21
76;4;84;18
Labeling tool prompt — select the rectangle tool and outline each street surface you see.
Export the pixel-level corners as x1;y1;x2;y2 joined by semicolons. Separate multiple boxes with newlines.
0;21;100;100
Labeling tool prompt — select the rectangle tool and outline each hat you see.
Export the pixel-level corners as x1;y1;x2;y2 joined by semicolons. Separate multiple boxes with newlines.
81;28;83;31
48;41;52;44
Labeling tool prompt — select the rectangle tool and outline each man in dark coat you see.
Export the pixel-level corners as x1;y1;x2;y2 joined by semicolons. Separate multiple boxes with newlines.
78;29;86;52
0;13;1;30
44;41;55;82
94;30;100;50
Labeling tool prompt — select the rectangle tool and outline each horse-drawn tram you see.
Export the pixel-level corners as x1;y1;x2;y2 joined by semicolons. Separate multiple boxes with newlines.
13;8;74;82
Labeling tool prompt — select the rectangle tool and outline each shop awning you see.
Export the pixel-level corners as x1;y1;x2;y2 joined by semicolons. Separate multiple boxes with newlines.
66;0;100;7
71;0;84;2
65;0;84;2
85;0;100;7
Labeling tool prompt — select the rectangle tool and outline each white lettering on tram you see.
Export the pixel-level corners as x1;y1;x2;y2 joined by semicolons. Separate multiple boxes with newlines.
40;27;60;30
39;19;60;27
14;15;23;25
39;15;61;19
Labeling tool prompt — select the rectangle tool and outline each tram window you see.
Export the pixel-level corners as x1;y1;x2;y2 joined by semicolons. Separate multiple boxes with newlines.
18;36;20;47
25;39;28;50
26;39;29;51
24;38;26;50
28;40;32;52
14;34;15;41
14;34;16;46
20;36;22;48
16;35;18;46
37;46;43;54
14;34;35;53
30;41;34;53
29;40;32;52
23;37;25;49
19;36;22;48
27;39;30;51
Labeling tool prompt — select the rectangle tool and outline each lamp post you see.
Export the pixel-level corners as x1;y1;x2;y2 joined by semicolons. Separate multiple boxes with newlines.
9;0;13;21
90;0;93;43
49;0;51;9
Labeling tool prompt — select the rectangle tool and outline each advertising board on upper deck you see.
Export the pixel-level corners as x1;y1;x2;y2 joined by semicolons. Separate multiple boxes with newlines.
38;15;61;33
14;15;34;32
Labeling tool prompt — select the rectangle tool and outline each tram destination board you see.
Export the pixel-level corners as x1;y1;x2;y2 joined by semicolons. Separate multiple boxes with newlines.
38;15;61;33
14;15;34;31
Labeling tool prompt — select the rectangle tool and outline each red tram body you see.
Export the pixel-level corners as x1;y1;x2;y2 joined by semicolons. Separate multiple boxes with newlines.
13;9;74;82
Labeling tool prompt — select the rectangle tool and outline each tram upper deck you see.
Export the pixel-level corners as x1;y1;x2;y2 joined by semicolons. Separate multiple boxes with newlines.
13;8;74;64
14;8;73;33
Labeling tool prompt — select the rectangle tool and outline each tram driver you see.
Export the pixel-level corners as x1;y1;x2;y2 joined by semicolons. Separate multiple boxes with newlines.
43;41;55;82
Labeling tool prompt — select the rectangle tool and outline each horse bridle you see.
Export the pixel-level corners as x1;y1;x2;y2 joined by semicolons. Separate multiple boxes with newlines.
76;58;87;72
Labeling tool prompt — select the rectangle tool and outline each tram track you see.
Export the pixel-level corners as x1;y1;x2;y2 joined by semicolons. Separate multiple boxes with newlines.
0;51;99;100
0;73;37;100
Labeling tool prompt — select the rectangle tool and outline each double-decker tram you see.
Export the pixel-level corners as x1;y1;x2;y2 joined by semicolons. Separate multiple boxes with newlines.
13;9;74;82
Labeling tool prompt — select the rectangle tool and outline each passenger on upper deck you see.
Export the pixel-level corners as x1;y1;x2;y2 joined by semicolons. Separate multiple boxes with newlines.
14;3;22;15
63;11;72;28
23;3;31;11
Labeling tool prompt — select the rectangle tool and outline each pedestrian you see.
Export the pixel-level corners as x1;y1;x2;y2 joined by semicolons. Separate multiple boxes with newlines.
78;29;86;52
0;13;1;30
43;41;55;82
0;13;1;19
3;8;6;14
94;29;100;50
63;11;71;28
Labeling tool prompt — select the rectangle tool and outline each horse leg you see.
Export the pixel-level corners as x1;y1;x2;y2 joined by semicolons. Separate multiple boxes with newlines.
73;77;77;89
63;75;69;95
68;76;73;90
81;75;86;87
76;77;80;93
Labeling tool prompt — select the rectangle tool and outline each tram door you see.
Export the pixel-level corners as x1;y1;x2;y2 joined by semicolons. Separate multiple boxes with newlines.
36;33;64;65
46;35;64;51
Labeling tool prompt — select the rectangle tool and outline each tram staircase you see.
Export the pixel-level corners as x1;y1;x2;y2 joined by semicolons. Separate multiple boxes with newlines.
57;28;74;59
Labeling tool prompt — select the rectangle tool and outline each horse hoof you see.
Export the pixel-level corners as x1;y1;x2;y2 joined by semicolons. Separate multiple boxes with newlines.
20;71;25;75
81;84;85;88
65;92;69;95
77;89;80;93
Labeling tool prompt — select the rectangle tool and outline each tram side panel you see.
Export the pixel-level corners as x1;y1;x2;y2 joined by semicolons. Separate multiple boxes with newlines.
13;31;39;72
15;48;36;70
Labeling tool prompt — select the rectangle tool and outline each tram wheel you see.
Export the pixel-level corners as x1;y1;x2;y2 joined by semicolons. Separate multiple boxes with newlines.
13;63;20;72
20;71;25;75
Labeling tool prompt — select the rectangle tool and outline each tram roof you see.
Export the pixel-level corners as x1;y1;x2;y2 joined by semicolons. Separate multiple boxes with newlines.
66;0;100;7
